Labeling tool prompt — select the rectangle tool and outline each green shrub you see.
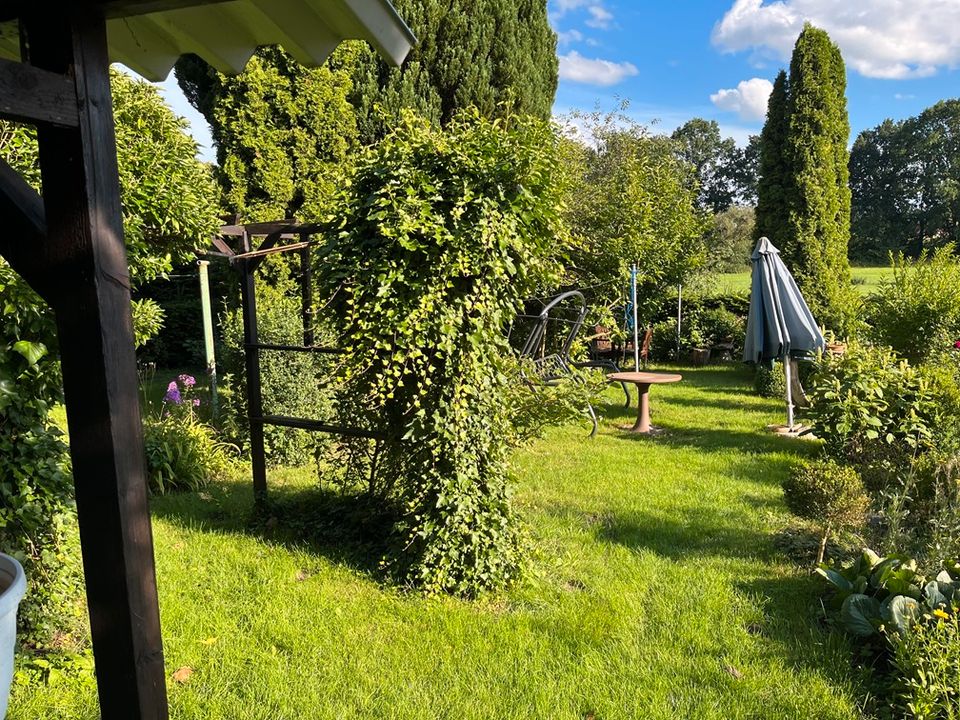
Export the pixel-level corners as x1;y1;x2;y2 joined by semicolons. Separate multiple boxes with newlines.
699;306;745;351
220;276;334;467
891;610;960;719
648;319;680;361
142;374;236;493
754;362;787;399
316;110;566;596
783;459;869;564
0;263;76;645
805;343;949;460
143;414;236;494
818;550;960;717
865;246;960;364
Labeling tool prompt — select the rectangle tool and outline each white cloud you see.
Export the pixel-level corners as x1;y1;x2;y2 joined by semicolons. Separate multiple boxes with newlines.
558;51;639;86
557;28;585;45
585;6;614;29
710;77;774;121
550;1;614;28
712;0;960;80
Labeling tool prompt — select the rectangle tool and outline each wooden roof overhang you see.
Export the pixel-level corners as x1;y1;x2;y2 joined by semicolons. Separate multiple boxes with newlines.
0;3;412;720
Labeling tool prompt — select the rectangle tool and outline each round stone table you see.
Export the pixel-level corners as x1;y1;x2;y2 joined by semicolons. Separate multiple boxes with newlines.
607;371;683;434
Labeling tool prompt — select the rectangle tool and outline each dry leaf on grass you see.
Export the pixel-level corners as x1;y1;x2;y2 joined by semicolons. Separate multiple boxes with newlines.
171;666;193;684
724;664;743;680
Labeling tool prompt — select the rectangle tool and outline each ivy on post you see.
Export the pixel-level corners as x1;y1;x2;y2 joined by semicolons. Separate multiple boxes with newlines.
316;110;567;595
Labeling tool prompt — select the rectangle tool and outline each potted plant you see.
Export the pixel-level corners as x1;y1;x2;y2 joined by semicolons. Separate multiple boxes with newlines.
0;553;25;718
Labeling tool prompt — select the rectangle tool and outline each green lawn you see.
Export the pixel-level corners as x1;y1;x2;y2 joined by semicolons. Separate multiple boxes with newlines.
10;366;867;719
709;266;892;296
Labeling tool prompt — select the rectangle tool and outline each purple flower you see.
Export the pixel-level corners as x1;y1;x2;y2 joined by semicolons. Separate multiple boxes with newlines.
164;380;182;405
193;398;201;407
954;339;960;350
178;374;196;388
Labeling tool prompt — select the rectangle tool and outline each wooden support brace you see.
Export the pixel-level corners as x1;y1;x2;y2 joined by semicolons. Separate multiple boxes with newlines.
0;158;54;303
0;56;79;127
23;9;168;720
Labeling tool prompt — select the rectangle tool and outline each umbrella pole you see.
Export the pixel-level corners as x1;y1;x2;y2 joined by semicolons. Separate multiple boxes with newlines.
784;357;795;431
631;264;639;372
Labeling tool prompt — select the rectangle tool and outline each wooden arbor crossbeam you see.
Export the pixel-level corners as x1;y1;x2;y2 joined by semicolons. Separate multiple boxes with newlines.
208;222;389;504
0;8;167;720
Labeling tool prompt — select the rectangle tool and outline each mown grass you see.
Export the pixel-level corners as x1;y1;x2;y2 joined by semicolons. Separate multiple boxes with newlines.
9;365;867;719
709;266;892;296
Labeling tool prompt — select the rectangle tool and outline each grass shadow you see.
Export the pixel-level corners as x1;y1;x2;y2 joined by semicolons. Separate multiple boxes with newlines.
150;471;395;581
594;508;780;562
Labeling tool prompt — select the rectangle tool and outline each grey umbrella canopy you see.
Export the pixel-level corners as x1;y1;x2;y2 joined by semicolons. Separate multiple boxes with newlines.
744;237;825;428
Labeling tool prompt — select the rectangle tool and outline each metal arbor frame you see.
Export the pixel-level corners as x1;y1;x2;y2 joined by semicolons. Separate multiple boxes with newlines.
211;221;389;504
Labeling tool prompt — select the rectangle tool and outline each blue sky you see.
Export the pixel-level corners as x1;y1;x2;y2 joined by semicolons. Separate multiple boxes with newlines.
551;0;960;146
155;0;960;161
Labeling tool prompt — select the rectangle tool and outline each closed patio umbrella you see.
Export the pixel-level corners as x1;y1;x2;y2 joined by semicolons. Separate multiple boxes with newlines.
743;237;825;430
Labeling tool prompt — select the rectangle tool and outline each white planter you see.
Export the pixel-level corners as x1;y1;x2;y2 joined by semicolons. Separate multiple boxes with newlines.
0;554;25;719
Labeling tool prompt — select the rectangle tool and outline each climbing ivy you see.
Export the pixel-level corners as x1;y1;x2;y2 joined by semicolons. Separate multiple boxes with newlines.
316;110;566;595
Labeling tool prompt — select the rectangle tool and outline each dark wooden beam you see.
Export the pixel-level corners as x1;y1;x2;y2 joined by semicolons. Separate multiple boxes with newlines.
239;230;268;504
23;9;168;720
0;57;78;127
209;235;235;257
0;158;54;303
300;237;313;347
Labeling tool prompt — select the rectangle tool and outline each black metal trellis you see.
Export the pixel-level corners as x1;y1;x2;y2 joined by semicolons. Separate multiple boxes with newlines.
210;221;389;504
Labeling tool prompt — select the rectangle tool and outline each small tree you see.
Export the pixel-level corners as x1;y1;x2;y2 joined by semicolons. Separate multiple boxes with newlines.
783;459;869;565
562;108;707;326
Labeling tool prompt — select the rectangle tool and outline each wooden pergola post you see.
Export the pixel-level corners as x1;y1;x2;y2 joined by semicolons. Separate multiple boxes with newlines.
5;8;169;719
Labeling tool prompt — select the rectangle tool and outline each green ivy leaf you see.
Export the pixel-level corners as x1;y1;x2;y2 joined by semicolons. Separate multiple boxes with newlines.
13;340;47;366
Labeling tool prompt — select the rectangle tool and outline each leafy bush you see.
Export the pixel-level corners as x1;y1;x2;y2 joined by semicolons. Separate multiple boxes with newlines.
0;263;75;645
754;362;786;399
316;110;566;596
805;343;951;460
143;416;235;494
865;246;960;365
891;609;960;718
783;460;869;563
142;374;236;493
221;276;334;467
698;306;745;351
818;550;960;717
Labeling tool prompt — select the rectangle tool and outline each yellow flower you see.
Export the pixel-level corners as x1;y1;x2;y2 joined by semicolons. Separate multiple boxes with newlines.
933;608;950;620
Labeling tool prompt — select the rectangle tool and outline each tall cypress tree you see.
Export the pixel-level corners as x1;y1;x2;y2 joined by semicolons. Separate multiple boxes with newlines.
350;0;558;143
782;24;855;332
754;70;790;250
